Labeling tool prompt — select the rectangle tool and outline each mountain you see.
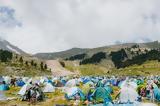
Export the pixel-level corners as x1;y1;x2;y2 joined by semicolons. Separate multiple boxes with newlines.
34;41;160;60
34;48;89;59
0;39;26;55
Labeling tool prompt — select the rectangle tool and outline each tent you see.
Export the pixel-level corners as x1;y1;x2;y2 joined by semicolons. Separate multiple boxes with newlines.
3;76;11;84
43;83;55;93
65;87;85;100
18;84;32;95
65;79;79;87
119;85;138;103
0;84;9;91
104;85;113;94
82;83;91;95
0;76;4;83
153;87;160;101
16;80;25;87
96;81;103;87
91;87;112;103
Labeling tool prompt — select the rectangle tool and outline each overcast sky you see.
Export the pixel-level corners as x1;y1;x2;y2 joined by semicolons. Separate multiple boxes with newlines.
0;0;160;54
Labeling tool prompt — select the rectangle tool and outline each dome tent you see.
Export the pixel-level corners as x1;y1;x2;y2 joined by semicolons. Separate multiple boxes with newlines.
43;83;55;93
16;80;25;87
65;87;85;100
18;83;32;96
65;79;79;87
91;87;112;103
0;84;9;91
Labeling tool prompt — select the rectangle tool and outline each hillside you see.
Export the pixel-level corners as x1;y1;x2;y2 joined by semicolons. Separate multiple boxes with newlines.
34;48;88;59
0;49;51;76
47;41;160;76
0;39;27;55
34;41;160;60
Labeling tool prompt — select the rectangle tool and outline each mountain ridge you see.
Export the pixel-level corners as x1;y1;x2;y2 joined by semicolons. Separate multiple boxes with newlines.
0;39;27;55
34;41;160;60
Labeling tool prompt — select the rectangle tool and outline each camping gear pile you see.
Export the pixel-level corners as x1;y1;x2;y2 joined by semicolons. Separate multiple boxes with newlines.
0;75;159;106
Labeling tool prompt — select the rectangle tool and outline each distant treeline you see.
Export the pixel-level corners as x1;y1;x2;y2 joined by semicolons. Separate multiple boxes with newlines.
80;52;106;65
0;50;13;62
111;49;160;68
110;49;128;68
66;53;86;60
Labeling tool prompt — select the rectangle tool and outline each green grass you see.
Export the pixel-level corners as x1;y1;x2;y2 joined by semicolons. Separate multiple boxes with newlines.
110;60;160;76
0;62;51;77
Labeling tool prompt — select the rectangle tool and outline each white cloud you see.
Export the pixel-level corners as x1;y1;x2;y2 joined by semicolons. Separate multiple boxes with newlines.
0;0;160;53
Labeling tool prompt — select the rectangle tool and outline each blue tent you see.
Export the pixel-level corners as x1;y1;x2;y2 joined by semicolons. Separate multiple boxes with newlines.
16;80;25;87
154;87;160;101
0;84;9;91
104;86;113;94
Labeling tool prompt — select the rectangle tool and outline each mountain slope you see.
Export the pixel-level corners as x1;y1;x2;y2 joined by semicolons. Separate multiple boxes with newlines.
0;39;26;55
34;48;89;59
34;41;160;60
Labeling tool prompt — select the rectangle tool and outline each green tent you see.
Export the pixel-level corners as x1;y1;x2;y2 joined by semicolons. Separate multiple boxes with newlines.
91;87;112;103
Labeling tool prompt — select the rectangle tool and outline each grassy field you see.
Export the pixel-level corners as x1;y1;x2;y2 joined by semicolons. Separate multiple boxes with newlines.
64;60;160;76
110;60;160;76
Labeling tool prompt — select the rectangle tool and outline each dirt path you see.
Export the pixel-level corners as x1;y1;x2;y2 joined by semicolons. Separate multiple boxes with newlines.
46;60;76;77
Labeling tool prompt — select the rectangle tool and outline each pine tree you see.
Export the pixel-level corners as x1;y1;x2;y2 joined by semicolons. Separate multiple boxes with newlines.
44;64;47;70
25;61;29;66
31;60;34;66
40;62;44;70
34;63;37;67
19;56;23;64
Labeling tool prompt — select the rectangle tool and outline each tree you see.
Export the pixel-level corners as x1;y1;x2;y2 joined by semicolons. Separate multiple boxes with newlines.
31;60;34;66
44;64;47;70
40;62;44;70
59;61;65;67
19;56;23;64
34;63;37;67
25;61;29;66
0;50;13;62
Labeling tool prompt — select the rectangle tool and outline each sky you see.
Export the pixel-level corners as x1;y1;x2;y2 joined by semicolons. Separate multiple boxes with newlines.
0;0;160;54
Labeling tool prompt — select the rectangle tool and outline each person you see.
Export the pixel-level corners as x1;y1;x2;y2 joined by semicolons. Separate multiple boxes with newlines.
30;87;37;105
150;84;154;102
11;78;16;87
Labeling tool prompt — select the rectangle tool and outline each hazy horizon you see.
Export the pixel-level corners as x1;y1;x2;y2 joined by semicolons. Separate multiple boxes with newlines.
0;0;160;53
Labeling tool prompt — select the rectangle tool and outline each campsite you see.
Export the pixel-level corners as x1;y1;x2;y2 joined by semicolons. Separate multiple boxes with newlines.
0;75;159;106
1;0;160;106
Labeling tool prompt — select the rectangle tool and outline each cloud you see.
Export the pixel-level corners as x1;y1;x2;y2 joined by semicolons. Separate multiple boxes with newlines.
0;0;160;53
0;6;21;28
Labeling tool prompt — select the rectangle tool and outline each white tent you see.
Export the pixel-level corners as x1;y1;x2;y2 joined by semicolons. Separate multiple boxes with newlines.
3;76;11;84
43;83;55;93
65;87;79;97
119;81;138;103
22;77;29;83
65;79;78;87
18;84;32;95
